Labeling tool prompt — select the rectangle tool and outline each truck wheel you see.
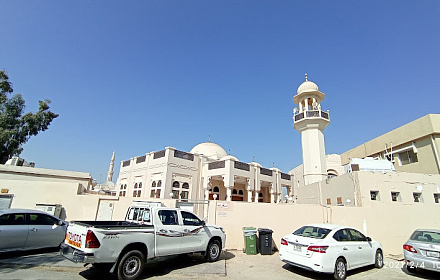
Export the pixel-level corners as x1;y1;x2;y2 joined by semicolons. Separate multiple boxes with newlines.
117;250;145;280
205;240;221;262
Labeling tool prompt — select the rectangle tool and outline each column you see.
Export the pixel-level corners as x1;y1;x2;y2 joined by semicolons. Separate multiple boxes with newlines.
226;187;232;202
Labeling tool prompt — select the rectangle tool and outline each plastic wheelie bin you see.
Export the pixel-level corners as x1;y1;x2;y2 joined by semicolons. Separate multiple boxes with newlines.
242;227;258;255
258;228;273;255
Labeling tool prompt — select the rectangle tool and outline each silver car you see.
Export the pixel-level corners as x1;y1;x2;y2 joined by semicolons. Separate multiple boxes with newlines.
403;229;440;273
0;209;67;253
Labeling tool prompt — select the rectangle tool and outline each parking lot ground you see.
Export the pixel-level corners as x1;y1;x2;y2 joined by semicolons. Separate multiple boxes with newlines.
0;249;439;280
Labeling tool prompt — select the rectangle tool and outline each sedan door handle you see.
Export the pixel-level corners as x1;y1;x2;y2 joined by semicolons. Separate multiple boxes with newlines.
358;246;362;249
159;229;167;233
30;228;38;232
343;247;348;250
183;229;190;233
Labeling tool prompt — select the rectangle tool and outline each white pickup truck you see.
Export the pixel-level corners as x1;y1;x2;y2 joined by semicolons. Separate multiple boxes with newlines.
60;206;226;280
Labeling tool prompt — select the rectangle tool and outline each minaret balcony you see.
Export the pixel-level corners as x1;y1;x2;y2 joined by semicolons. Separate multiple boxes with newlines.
294;110;330;123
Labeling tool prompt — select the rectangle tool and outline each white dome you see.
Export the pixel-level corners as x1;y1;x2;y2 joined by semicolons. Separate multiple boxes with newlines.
190;142;227;160
297;80;319;94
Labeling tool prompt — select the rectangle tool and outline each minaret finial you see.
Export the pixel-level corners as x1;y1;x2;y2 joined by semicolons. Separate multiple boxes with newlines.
208;135;211;142
305;73;308;81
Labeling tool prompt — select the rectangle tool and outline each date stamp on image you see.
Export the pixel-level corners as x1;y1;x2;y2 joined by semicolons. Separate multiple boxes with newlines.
384;260;440;269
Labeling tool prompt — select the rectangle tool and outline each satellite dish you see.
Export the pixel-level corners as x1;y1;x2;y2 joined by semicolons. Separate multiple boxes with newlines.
416;185;423;192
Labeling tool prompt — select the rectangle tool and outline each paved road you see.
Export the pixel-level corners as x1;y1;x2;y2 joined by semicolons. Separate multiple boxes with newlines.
0;249;438;280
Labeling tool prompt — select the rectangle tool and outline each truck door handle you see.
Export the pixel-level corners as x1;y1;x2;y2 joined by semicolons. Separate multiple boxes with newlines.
358;246;362;249
30;228;37;232
183;229;190;233
159;229;167;233
343;247;348;250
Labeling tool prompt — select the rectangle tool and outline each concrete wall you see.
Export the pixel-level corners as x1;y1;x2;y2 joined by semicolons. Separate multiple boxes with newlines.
208;200;440;257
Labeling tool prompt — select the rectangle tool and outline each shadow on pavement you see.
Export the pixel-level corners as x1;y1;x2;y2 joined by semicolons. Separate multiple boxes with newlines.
281;263;402;280
400;266;439;280
79;251;234;280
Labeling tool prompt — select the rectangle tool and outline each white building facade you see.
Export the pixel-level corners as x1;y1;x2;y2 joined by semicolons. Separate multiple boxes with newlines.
116;142;293;203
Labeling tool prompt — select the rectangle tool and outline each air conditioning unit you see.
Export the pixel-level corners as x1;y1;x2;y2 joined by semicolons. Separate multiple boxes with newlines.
35;204;62;218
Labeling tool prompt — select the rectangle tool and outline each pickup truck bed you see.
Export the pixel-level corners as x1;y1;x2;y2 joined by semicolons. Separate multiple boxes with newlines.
70;220;153;230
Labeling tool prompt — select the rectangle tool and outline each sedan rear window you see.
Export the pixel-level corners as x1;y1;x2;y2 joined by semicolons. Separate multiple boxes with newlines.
293;226;331;239
410;230;440;243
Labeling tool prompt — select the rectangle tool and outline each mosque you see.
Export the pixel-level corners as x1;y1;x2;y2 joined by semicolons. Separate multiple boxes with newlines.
114;74;333;203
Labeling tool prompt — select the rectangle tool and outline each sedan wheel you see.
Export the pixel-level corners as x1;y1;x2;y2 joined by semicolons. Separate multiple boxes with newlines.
334;258;347;280
375;250;384;268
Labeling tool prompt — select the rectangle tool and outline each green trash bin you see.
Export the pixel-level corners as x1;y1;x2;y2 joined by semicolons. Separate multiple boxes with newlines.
242;227;258;255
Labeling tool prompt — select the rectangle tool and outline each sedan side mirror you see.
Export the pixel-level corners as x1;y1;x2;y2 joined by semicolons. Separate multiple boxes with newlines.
366;237;372;242
201;220;206;226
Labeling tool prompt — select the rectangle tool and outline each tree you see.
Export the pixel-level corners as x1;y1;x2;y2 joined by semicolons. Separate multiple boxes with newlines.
0;70;59;164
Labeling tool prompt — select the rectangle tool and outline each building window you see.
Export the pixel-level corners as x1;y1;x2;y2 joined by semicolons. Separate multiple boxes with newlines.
337;197;343;205
171;181;190;200
413;192;423;203
133;182;142;198
391;191;401;202
370;191;379;201
398;150;418;165
150;180;161;198
119;184;127;197
327;198;331;205
434;193;440;203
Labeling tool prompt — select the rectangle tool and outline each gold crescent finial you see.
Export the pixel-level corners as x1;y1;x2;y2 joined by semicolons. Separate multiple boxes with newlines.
305;73;308;81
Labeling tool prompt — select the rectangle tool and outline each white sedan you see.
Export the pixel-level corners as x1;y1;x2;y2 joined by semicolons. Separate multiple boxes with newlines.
279;223;383;280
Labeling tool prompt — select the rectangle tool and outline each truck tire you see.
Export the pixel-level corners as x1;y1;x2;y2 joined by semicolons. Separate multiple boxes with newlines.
205;240;221;262
117;250;145;280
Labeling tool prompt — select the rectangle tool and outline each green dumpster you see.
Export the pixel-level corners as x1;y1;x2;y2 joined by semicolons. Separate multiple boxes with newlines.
242;227;258;255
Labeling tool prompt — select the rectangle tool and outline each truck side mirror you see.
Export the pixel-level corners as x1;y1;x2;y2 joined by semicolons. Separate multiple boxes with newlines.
201;220;206;226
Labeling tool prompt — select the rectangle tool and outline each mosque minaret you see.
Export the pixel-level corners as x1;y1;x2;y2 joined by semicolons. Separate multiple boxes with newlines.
293;74;330;185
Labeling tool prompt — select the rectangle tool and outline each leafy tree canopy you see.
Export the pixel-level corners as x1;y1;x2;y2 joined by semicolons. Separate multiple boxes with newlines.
0;70;59;164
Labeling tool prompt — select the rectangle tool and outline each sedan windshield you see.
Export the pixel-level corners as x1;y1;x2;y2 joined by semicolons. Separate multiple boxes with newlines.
293;226;331;239
410;230;440;244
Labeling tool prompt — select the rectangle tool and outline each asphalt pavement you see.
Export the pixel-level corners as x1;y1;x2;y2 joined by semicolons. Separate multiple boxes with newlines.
0;249;439;280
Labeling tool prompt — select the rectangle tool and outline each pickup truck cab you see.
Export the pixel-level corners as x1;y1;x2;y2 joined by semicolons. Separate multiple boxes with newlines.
60;206;226;280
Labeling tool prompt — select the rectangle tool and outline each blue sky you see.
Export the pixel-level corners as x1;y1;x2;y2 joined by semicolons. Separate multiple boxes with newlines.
1;1;440;182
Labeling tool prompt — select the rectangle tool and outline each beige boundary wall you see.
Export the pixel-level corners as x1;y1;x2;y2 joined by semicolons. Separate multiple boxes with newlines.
208;200;440;257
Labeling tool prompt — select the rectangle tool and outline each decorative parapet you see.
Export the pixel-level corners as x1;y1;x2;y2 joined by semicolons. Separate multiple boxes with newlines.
208;161;225;170
281;172;291;180
260;167;273;176
174;150;194;161
234;161;250;171
153;150;165;159
136;155;146;164
122;160;131;167
294;110;330;123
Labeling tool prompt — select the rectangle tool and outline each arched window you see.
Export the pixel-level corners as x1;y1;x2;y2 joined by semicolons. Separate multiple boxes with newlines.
259;192;263;197
213;186;220;193
119;184;127;197
182;183;189;189
133;182;142;197
232;189;238;195
173;181;180;188
150;180;161;198
238;190;244;196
